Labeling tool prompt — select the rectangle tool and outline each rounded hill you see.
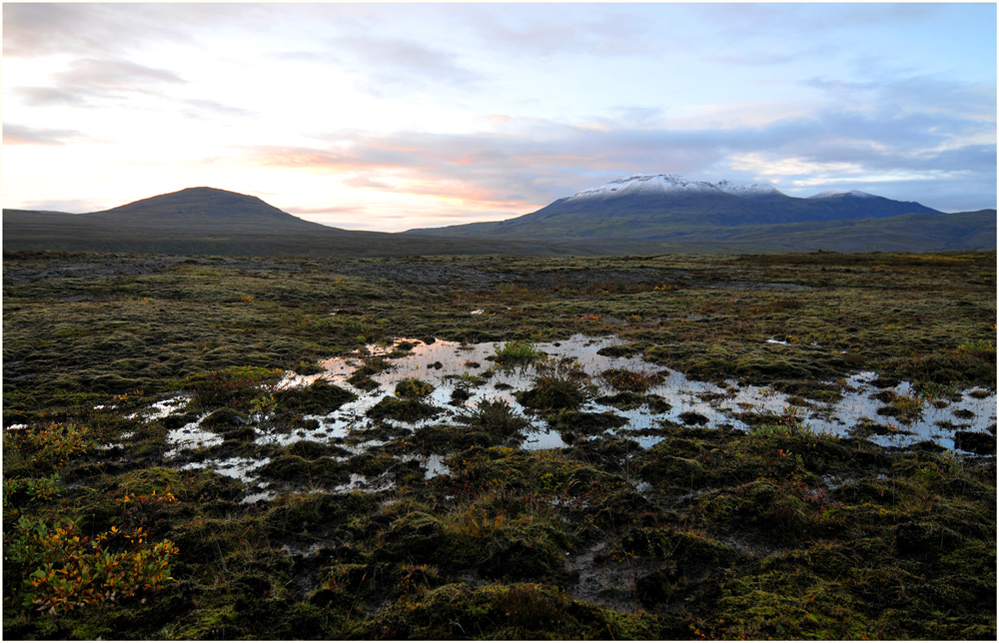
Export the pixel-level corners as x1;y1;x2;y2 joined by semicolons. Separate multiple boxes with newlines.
91;187;327;230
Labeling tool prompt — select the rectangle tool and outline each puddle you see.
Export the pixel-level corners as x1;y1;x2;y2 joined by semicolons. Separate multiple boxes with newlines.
146;396;191;420
164;414;220;458
332;473;395;494
126;395;190;421
242;489;277;505
181;456;271;482
402;454;451;479
151;335;995;486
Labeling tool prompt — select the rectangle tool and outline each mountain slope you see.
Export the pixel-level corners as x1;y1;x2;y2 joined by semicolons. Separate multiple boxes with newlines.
406;174;945;240
661;210;997;253
2;187;575;257
88;186;331;231
4;182;992;256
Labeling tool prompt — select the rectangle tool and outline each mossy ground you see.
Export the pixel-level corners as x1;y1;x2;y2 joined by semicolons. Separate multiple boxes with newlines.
3;250;995;639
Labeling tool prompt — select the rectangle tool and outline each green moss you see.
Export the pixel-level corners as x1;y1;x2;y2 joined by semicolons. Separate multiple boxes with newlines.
275;380;356;414
770;379;844;403
548;410;628;436
493;340;544;366
262;492;379;540
516;360;592;411
256;454;349;487
635;453;709;490
347;373;380;391
3;251;995;640
460;398;528;436
367;396;442;423
954;430;996;455
352;582;681;639
601;368;663;392
394;377;434;399
185;366;284;411
598;391;672;413
379;511;446;560
408;423;505;453
115;467;184;496
346;452;397;477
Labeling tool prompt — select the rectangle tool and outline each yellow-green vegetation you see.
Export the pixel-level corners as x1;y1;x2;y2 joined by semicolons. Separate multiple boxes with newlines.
394;378;434;399
493;340;544;366
602;367;663;393
516;359;594;411
3;250;995;639
9;519;178;615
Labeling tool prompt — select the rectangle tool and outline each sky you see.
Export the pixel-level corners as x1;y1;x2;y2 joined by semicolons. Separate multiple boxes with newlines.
3;2;996;232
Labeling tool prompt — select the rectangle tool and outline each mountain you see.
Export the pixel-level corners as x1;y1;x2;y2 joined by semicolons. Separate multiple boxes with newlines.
2;187;573;257
4;181;993;256
405;174;947;241
88;186;332;232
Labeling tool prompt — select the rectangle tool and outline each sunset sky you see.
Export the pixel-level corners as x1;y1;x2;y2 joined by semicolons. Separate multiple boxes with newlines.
3;2;996;232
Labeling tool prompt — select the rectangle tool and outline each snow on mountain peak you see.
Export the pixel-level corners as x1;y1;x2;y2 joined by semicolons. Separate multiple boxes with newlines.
715;180;782;198
809;189;878;199
569;174;783;200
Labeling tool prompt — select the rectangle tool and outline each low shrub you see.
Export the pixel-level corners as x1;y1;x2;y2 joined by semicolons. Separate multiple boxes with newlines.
395;378;435;400
517;360;592;411
6;518;178;614
493;341;543;367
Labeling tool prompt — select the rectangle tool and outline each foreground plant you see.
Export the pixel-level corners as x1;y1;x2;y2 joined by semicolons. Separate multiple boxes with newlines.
493;341;544;367
601;368;663;393
5;518;178;614
463;399;528;436
3;424;96;473
517;359;593;411
395;377;435;399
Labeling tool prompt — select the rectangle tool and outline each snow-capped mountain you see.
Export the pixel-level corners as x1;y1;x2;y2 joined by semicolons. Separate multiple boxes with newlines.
406;173;946;244
716;179;783;198
569;174;783;200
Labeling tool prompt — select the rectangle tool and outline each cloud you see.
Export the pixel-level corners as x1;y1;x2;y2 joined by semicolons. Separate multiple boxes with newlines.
285;205;365;216
805;74;996;119
728;154;862;178
182;99;255;120
2;3;269;58
3;124;91;146
5;3;993;221
12;87;89;108
459;4;662;58
13;58;185;108
4;3;174;57
4;3;123;57
60;58;184;87
326;35;483;96
342;177;396;190
239;96;995;215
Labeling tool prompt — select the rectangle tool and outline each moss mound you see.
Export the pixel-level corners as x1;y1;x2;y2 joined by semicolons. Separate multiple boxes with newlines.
276;380;356;414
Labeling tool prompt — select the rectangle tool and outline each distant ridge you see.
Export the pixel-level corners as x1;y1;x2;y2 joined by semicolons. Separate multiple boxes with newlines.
406;174;947;240
2;187;572;257
4;181;994;256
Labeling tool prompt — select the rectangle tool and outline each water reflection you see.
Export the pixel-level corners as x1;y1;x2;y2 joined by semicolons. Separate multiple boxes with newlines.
156;335;995;486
